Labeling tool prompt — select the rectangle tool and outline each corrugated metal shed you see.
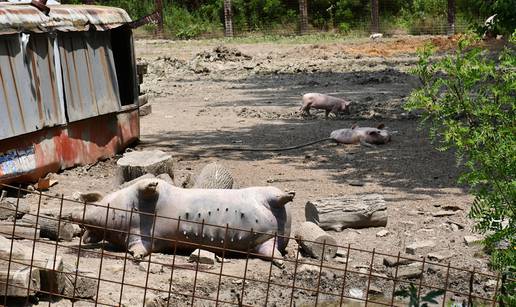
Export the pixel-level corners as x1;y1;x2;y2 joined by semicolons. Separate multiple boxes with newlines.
0;33;65;139
0;4;132;34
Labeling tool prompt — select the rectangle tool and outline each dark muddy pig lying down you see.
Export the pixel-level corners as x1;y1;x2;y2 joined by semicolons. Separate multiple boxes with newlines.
70;178;294;266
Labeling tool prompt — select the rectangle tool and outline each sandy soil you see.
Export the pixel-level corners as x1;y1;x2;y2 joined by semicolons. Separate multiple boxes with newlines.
10;35;499;306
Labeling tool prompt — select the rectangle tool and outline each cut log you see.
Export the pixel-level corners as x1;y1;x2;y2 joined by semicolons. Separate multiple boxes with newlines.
116;150;173;184
21;214;75;242
0;221;40;240
61;264;97;299
193;163;234;189
305;194;387;231
0;197;30;220
294;222;337;260
0;266;40;297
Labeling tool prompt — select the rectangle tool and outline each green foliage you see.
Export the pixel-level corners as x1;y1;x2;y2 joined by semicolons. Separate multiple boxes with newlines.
458;0;516;36
394;283;445;307
405;35;515;303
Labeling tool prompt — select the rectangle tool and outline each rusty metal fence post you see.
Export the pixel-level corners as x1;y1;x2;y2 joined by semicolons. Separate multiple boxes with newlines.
371;0;379;33
224;0;234;37
298;0;309;35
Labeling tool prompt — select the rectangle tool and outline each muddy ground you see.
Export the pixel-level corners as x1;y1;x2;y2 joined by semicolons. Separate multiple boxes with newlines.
12;35;500;306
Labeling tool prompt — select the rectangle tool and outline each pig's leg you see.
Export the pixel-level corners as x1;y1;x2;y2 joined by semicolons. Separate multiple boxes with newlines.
300;102;311;116
324;110;330;119
128;236;152;260
255;238;285;268
82;229;102;244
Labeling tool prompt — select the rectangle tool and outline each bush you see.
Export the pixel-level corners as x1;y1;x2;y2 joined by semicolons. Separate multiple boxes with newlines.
405;35;515;303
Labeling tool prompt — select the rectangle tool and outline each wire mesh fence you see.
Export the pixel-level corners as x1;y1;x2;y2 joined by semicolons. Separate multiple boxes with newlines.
62;0;480;39
0;183;510;306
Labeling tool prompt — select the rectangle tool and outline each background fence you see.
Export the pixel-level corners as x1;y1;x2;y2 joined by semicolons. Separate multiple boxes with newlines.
0;183;512;306
61;0;481;39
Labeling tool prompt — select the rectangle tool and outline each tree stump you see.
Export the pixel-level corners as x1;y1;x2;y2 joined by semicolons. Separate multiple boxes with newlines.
116;150;173;184
305;194;387;231
21;214;75;241
294;222;337;260
193;163;234;189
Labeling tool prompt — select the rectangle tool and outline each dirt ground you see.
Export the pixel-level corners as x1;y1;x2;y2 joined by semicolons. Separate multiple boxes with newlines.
12;35;500;306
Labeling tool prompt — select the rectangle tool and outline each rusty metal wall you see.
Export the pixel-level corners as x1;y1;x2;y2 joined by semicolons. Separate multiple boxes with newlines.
0;33;65;140
58;31;121;122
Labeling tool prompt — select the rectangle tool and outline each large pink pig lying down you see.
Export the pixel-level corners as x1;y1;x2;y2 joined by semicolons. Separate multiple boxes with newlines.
70;179;294;266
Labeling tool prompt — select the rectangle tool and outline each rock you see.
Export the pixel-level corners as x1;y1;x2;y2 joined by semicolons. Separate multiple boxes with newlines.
376;230;389;237
144;294;167;307
397;265;423;279
383;257;415;267
335;257;348;264
188;249;216;265
139;104;152;117
405;240;436;255
349;288;363;299
106;264;124;274
298;264;324;275
464;236;482;246
0;197;30;220
368;284;383;295
431;211;456;217
156;173;174;185
138;262;163;274
427;251;455;262
193;163;234;189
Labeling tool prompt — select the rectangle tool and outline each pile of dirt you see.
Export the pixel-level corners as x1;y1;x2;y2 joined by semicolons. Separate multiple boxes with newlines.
194;45;253;62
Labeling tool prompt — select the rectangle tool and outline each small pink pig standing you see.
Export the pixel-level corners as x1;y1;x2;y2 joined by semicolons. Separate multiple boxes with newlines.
300;93;351;119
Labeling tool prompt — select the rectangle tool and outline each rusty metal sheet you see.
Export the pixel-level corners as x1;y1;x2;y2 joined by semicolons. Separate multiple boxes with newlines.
59;31;121;122
0;33;65;140
0;109;139;183
0;4;132;34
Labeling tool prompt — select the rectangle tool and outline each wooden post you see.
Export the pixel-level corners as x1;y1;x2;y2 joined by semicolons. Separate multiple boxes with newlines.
299;0;309;35
447;0;455;35
223;0;234;37
155;0;164;36
371;0;379;33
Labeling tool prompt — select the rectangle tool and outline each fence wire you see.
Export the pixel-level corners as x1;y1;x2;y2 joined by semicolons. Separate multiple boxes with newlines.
0;183;510;306
62;0;481;39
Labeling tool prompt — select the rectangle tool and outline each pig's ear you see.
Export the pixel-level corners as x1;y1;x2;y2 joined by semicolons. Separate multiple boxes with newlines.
377;123;385;130
345;100;352;106
351;123;358;129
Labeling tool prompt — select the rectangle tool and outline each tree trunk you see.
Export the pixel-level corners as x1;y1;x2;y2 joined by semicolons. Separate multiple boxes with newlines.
447;0;455;35
224;0;234;37
116;150;174;185
371;0;380;34
305;194;387;231
0;221;40;240
294;222;337;260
